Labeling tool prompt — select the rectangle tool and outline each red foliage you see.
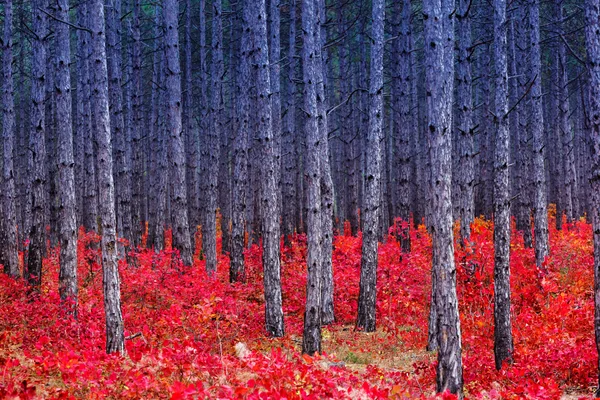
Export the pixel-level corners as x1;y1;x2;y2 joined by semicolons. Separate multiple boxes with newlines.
0;215;597;398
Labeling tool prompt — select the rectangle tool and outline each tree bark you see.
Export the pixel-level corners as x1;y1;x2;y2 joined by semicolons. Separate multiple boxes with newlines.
56;0;78;310
301;0;323;355
529;0;549;268
89;0;125;353
2;0;19;278
493;0;514;370
27;0;48;289
356;0;384;333
164;0;193;266
423;0;464;394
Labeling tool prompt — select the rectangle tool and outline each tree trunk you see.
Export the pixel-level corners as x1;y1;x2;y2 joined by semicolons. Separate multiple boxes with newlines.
456;0;474;243
529;0;549;268
493;0;514;370
56;0;78;310
2;0;19;278
164;0;193;266
423;0;463;394
204;0;223;273
356;0;384;333
27;0;48;290
301;0;323;355
89;0;125;353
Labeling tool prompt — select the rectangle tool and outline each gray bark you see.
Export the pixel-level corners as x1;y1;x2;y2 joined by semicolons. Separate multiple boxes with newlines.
27;0;48;289
493;0;514;370
455;0;474;243
301;0;323;355
204;0;223;273
584;0;600;393
356;0;384;333
56;0;79;309
164;0;193;266
89;0;125;353
423;0;464;394
529;0;549;268
2;0;19;278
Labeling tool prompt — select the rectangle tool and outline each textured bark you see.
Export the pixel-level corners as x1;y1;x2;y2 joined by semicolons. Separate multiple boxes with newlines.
301;0;323;355
89;0;125;353
514;1;533;248
529;0;549;268
455;0;474;243
493;0;514;370
315;0;335;326
270;0;283;224
27;0;48;289
2;0;19;278
282;0;297;246
394;0;412;252
184;0;199;244
56;0;78;310
584;0;600;393
423;0;464;394
356;0;384;333
230;0;251;283
204;0;223;273
556;0;577;223
252;0;285;336
130;0;143;247
106;0;131;250
163;0;193;266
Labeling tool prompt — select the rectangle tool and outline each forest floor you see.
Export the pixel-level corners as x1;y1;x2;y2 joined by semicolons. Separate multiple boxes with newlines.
0;213;597;399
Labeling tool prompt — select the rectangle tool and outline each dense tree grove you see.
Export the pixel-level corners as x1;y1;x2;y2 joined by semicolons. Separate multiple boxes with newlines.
1;0;600;396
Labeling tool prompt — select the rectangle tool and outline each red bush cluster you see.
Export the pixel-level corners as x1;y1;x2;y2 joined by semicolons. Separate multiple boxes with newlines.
0;215;596;399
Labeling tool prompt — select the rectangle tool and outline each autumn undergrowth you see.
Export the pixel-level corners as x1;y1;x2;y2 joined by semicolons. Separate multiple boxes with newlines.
0;214;596;399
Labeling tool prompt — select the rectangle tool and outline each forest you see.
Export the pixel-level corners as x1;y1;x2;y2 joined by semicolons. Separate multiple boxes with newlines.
0;0;600;398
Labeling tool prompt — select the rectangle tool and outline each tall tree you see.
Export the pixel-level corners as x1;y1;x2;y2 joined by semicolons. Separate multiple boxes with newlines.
356;0;384;333
394;0;412;252
230;0;251;283
529;0;549;268
301;0;323;355
55;0;78;309
253;0;285;337
27;0;48;289
455;0;474;243
584;0;600;394
2;0;19;278
204;0;223;273
493;0;514;370
423;0;463;393
164;0;193;266
89;0;125;353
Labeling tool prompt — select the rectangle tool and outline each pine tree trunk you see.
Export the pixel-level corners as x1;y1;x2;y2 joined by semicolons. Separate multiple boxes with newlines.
302;0;323;355
56;0;79;310
204;0;223;273
423;0;463;394
456;0;474;243
27;0;48;289
2;0;19;278
89;0;125;353
163;0;193;266
529;0;549;268
584;0;600;394
356;0;384;333
493;0;514;370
